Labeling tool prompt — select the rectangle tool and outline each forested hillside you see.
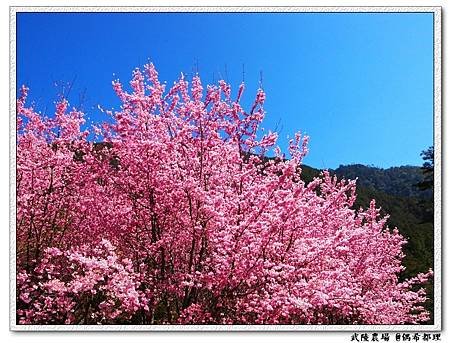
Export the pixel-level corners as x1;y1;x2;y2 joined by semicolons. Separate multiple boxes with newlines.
334;164;433;199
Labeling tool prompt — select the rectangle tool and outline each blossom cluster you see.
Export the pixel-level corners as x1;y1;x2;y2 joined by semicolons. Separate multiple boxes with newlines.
16;63;432;325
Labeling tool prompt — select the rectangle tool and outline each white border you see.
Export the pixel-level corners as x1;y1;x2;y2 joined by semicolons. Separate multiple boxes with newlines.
9;6;442;332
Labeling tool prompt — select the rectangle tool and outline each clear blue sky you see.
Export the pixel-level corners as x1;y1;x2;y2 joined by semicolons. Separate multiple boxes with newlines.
16;12;434;169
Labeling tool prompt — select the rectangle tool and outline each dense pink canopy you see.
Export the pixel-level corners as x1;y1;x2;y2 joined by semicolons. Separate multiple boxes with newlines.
16;64;431;325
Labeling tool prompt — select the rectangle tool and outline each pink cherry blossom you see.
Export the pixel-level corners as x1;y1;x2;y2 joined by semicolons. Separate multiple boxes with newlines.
16;63;432;325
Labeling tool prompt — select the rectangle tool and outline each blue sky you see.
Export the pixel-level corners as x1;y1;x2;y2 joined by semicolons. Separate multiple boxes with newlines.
16;12;434;169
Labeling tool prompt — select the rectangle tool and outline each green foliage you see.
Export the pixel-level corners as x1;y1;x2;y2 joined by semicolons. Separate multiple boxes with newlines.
334;164;433;199
418;146;434;191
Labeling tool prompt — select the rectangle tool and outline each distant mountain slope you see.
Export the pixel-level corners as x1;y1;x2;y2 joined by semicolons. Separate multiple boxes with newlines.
333;164;433;199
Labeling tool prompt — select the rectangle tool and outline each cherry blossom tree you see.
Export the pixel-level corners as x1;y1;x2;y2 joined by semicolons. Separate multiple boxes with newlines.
16;63;432;325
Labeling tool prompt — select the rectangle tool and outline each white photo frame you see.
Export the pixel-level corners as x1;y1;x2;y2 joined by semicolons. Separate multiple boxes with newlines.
10;6;442;332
